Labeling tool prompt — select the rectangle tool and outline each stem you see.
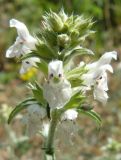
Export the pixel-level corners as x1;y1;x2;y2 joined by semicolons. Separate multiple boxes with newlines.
44;109;59;160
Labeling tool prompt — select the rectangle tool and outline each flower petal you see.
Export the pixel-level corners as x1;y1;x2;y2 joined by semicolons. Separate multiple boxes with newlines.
10;19;30;40
23;104;47;137
93;72;109;104
20;57;40;74
61;109;78;121
41;123;49;137
43;61;72;109
6;37;23;58
6;19;37;58
43;79;72;109
93;86;108;105
100;64;114;73
98;51;117;66
48;60;63;76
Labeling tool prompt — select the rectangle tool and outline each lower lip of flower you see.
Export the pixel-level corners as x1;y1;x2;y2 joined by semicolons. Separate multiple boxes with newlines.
53;77;60;83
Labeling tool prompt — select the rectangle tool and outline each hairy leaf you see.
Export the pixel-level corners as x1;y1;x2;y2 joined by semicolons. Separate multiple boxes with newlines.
63;90;85;110
78;109;102;127
35;42;57;60
64;47;94;64
65;65;87;87
8;98;37;124
29;82;47;106
36;60;48;76
19;52;39;61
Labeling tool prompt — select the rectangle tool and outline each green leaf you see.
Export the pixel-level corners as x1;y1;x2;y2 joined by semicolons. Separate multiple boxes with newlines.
78;30;95;42
65;65;87;78
8;98;37;124
65;65;87;87
36;60;48;76
80;104;94;111
40;30;58;50
77;109;102;127
63;90;85;110
35;41;57;62
64;47;94;64
37;31;59;61
18;52;39;61
68;77;83;88
30;82;47;107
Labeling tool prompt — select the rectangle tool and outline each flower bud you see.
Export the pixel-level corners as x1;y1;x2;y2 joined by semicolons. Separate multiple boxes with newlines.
59;9;68;22
57;34;70;47
50;12;64;32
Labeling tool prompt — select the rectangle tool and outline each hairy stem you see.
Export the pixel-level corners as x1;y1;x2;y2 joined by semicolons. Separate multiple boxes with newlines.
44;109;59;160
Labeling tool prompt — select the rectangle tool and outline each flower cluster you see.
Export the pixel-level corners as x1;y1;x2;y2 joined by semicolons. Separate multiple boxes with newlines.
7;10;117;140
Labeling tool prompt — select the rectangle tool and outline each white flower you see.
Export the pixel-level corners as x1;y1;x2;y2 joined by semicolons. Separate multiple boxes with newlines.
43;60;72;109
61;109;78;121
45;154;56;160
48;60;63;85
93;72;109;105
81;51;117;104
41;123;49;137
22;104;46;137
6;19;37;58
20;57;40;74
43;79;72;109
82;51;117;86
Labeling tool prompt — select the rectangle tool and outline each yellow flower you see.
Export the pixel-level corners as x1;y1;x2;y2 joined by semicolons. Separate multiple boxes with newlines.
20;67;37;81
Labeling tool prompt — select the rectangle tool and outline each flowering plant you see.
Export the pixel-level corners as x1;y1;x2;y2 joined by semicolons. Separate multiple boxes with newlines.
6;10;117;160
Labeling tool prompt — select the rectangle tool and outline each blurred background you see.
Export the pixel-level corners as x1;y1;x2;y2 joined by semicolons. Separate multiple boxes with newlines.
0;0;121;160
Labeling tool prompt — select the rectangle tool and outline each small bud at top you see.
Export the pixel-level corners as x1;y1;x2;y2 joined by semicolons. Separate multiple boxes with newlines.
57;34;70;47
